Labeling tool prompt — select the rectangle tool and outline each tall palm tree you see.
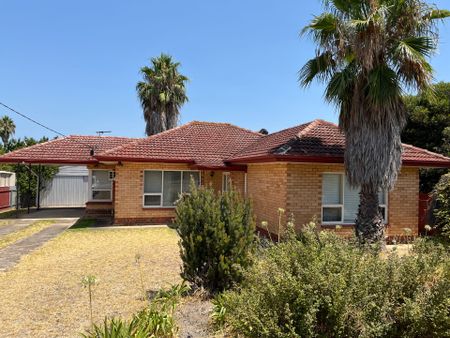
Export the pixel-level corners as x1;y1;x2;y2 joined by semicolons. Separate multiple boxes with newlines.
299;0;449;243
0;115;16;147
137;54;189;136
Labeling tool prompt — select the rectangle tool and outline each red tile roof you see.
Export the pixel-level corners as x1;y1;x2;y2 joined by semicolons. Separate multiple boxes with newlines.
96;121;263;168
0;135;138;164
229;119;450;167
0;120;448;168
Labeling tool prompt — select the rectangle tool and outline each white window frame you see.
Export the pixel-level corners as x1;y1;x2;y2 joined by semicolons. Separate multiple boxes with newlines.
321;172;388;225
222;172;231;192
142;170;200;208
89;169;113;202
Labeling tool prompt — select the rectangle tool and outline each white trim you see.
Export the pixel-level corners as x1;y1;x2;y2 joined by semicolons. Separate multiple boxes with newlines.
244;172;248;196
88;169;113;202
321;172;388;225
142;169;200;208
222;172;231;192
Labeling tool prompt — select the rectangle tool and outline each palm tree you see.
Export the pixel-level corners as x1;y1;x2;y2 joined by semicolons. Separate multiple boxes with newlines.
137;54;189;136
0;116;16;147
299;0;449;243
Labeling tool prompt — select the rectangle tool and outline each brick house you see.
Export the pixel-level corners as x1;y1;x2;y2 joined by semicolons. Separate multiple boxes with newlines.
1;119;449;237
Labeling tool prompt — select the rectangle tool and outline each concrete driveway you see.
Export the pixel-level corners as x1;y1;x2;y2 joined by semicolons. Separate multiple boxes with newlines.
0;208;84;271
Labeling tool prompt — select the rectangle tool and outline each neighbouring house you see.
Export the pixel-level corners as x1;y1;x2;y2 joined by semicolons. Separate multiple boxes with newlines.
0;120;449;238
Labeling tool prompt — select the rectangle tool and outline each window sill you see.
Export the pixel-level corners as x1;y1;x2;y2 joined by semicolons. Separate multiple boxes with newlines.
87;200;113;203
321;223;355;228
142;206;176;210
321;223;389;228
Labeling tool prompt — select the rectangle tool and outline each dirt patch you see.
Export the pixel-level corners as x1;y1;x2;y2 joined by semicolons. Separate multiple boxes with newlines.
176;295;215;338
0;227;181;337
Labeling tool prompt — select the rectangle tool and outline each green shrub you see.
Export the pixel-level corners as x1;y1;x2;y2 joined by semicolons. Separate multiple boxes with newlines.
82;306;177;338
81;283;183;338
175;184;255;293
434;173;450;239
220;225;450;338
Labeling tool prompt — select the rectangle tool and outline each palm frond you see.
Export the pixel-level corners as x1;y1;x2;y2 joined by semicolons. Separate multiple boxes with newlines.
394;36;436;58
367;64;402;106
302;13;340;47
298;52;335;87
324;62;357;104
423;9;450;20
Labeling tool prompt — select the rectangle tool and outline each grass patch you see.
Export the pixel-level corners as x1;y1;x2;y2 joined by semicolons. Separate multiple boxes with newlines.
0;209;27;219
70;217;96;229
0;227;181;337
0;220;55;250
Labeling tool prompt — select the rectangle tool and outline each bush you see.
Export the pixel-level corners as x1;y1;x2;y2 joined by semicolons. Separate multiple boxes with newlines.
175;184;255;293
220;224;450;338
434;173;450;239
81;283;185;338
82;306;177;338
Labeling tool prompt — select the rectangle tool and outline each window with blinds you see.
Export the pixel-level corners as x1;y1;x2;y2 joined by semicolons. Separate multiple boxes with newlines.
322;173;387;224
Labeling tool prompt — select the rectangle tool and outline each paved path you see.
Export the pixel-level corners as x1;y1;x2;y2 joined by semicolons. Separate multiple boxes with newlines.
0;219;35;237
0;218;77;271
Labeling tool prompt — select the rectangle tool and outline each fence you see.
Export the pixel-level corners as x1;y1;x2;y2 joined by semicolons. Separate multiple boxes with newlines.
0;186;17;209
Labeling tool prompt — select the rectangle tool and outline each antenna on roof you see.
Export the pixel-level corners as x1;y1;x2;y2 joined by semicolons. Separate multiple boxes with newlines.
96;130;111;136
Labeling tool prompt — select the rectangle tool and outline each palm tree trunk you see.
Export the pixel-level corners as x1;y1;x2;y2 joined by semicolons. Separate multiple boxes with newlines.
355;183;385;244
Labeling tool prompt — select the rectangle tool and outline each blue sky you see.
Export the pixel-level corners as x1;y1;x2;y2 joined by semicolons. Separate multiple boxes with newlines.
1;0;450;139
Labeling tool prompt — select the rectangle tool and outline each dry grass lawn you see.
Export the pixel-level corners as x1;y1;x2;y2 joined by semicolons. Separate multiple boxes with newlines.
0;227;181;338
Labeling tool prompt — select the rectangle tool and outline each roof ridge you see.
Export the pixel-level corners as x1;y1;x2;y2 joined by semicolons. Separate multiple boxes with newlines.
99;122;198;157
189;121;263;136
98;121;264;158
402;143;450;160
263;121;313;138
67;135;140;140
297;119;322;138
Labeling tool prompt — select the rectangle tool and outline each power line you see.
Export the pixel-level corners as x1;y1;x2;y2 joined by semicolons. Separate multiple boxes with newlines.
0;101;66;137
0;101;97;152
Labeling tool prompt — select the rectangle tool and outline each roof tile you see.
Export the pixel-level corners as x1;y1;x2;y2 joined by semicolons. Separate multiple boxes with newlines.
0;135;138;164
96;121;263;168
229;119;450;167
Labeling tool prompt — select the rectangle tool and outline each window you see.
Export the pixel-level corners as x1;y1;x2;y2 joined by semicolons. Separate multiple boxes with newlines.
90;170;112;201
143;170;200;207
222;172;231;192
322;173;387;224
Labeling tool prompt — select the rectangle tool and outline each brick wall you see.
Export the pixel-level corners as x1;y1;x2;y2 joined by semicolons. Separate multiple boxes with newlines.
387;167;419;236
114;162;191;224
113;163;246;225
247;163;288;234
249;162;419;237
202;170;246;195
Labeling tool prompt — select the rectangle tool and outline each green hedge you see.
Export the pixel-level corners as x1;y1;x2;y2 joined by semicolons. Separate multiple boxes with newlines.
434;173;450;240
220;225;450;337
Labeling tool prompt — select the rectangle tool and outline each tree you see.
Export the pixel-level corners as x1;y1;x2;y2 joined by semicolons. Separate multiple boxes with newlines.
299;0;449;243
136;54;189;136
402;82;450;192
0;136;58;207
0;115;16;146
